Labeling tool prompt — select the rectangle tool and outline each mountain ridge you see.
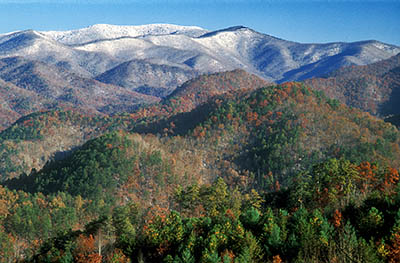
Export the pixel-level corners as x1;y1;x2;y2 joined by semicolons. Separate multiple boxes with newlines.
304;53;400;116
41;23;209;45
1;23;398;82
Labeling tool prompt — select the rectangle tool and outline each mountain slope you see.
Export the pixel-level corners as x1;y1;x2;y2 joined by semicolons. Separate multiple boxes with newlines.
42;23;208;45
96;59;198;97
2;69;399;182
128;69;271;130
0;24;398;132
1;70;400;262
0;110;127;180
304;53;400;116
0;24;398;85
5;81;400;194
0;78;50;130
0;56;160;129
169;69;270;107
0;29;112;77
0;70;267;180
137;82;400;187
4;131;207;207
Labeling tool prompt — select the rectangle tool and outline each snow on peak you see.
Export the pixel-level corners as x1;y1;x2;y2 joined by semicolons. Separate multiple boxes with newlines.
41;23;209;45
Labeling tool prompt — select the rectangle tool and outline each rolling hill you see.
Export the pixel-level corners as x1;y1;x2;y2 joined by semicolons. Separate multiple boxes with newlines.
304;53;400;116
0;56;160;130
3;70;399;185
0;70;268;180
1;69;400;262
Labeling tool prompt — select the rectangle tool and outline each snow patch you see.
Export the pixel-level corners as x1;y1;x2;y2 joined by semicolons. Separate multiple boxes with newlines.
42;24;208;45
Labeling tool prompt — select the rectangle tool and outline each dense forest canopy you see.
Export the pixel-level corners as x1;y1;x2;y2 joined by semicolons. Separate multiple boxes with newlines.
0;69;399;262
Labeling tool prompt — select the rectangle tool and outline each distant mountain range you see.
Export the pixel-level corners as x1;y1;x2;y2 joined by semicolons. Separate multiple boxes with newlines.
0;56;159;129
1;24;398;82
0;23;399;129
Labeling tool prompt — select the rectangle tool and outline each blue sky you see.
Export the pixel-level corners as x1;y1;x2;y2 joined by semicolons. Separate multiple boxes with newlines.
0;0;399;45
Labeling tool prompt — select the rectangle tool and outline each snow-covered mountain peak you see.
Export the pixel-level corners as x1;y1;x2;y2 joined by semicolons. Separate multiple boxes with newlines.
0;29;38;41
0;24;399;84
369;41;399;53
41;23;209;45
198;26;260;38
0;29;60;55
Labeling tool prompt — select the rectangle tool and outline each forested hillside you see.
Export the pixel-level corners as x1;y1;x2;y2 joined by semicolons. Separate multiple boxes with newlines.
0;70;399;262
304;54;400;117
0;70;268;180
0;110;130;180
